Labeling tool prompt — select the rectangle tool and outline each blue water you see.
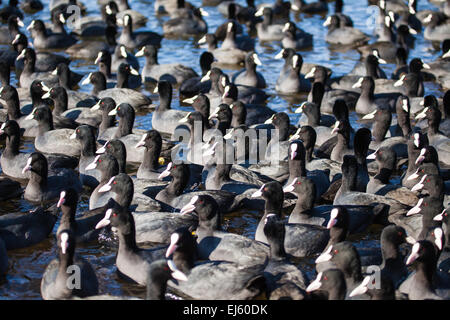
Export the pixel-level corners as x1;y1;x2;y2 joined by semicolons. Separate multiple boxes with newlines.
0;0;446;299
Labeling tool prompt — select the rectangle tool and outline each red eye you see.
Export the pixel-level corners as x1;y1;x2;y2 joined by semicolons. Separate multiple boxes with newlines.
398;231;403;236
101;101;104;105
334;249;339;254
323;276;328;281
421;170;424;173
427;178;430;183
296;181;301;185
77;130;79;133
264;187;268;191
118;107;120;110
173;166;176;169
112;213;117;217
107;144;111;148
98;159;101;163
199;200;203;204
424;202;428;206
445;212;448;216
113;181;117;185
431;232;434;236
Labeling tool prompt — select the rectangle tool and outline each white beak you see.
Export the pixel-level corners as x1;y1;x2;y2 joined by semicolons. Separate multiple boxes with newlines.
16;49;26;61
415;107;428;119
108;107;118;116
82;73;92;85
222;86;230;99
60;232;69;254
413;133;420;148
120;46;128;58
264;114;275;124
362;110;377;120
394;75;405;87
85;155;100;170
406;168;420;181
95;52;103;64
410;174;427;192
95;208;112;229
98;176;115;193
290;143;298;160
135;47;145;57
366;151;377;160
433;209;446;221
130;67;140;76
198;35;207;45
434;228;443;250
41;91;51;99
283;178;297;193
323;16;332;26
135;134;147;148
96;141;109;154
158;162;172;179
252;53;262;66
289;128;301;141
22;157;33;174
327;208;339;229
305;273;323;292
255;7;264;17
349;276;371;297
304;67;316;79
402;99;409;112
25;109;36;120
57;191;66;208
167;259;188;281
424;14;432;24
406;198;423;216
224;128;235;140
180;195;199;214
183;95;198;104
26;20;35;31
274;50;284;60
209;107;220;120
251;185;264;198
406;242;421;265
166;233;180;258
201;71;211;82
315;246;333;263
12;34;20;44
352;77;363;89
91;100;101;111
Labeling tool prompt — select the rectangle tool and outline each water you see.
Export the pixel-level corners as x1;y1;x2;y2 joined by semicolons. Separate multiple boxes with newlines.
0;0;446;299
